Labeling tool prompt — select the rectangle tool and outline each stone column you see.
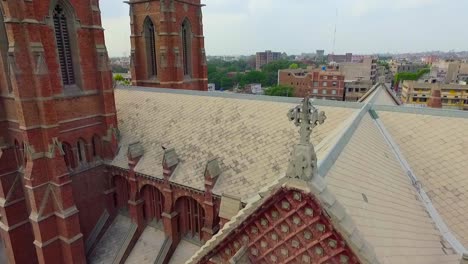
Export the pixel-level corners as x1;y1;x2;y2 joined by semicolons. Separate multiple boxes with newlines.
127;160;145;230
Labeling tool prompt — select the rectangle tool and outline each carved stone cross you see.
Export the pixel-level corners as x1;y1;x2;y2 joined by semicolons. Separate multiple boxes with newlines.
287;97;327;145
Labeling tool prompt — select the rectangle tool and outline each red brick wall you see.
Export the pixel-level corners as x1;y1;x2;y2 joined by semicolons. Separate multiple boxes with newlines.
279;70;345;100
0;0;118;263
130;0;207;90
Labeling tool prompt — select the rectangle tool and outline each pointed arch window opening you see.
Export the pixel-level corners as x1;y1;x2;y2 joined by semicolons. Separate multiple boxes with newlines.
76;139;87;166
144;18;157;78
0;9;11;93
182;20;192;77
53;4;76;87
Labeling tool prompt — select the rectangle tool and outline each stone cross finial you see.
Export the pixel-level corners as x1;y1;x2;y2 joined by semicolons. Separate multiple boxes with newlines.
286;98;326;181
287;97;326;145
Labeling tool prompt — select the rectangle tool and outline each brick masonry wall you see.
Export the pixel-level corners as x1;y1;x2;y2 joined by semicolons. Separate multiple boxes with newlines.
0;0;118;263
130;0;207;90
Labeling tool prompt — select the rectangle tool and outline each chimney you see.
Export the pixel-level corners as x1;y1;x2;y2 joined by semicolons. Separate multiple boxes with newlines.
427;85;442;109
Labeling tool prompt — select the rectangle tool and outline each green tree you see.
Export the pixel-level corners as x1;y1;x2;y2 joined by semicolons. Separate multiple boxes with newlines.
114;74;124;82
264;85;294;97
394;68;430;84
220;76;234;89
289;63;299;69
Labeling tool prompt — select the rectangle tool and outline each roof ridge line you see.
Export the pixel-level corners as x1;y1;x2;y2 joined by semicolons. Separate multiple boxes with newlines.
318;102;371;177
116;85;363;109
372;112;467;255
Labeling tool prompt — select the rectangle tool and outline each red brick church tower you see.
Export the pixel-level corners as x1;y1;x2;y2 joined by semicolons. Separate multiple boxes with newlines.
128;0;208;90
0;1;118;263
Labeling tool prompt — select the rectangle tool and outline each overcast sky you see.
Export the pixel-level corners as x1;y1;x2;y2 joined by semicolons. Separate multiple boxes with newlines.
100;0;468;57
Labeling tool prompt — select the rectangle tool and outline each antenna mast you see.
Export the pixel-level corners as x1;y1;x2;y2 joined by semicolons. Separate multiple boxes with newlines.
332;8;338;55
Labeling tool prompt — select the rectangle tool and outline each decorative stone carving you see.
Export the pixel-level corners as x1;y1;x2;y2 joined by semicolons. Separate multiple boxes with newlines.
293;216;301;225
304;230;312;240
316;223;325;232
260;240;267;248
250;248;258;256
302;255;310;263
286;97;326;181
271;210;278;219
280;248;288;257
271;233;278;240
291;239;300;248
251;226;258;234
304;207;313;216
328;239;337;248
281;224;289;233
315;246;324;256
260;218;268;227
293;191;302;201
281;200;290;210
340;255;350;263
183;3;188;12
270;254;277;262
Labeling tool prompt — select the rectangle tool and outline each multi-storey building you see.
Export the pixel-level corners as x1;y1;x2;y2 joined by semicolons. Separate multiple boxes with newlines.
255;50;281;70
339;57;378;83
328;53;353;63
431;61;468;84
129;0;208;90
278;69;345;100
390;61;426;75
344;79;374;101
401;80;468;110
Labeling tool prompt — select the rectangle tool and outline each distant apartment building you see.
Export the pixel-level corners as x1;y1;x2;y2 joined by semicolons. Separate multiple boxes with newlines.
401;80;468;110
256;50;281;70
316;50;325;61
328;53;352;63
390;61;426;75
278;69;345;100
430;61;468;83
344;79;374;102
338;57;378;83
377;65;394;83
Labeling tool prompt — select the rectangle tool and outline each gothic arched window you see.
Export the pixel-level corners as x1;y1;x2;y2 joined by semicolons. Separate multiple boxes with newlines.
181;19;192;76
62;142;76;169
53;3;76;86
91;134;101;159
144;17;157;78
0;8;11;93
176;196;205;240
76;139;87;165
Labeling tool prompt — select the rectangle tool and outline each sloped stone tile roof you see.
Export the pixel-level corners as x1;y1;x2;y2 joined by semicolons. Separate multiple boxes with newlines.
380;110;468;249
326;114;461;263
112;88;356;200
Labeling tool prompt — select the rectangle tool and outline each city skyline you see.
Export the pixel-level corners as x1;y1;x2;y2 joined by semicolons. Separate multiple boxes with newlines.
101;0;468;57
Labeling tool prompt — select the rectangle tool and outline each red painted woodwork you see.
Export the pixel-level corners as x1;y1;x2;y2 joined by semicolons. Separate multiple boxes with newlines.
176;196;206;240
198;188;361;264
142;185;165;223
